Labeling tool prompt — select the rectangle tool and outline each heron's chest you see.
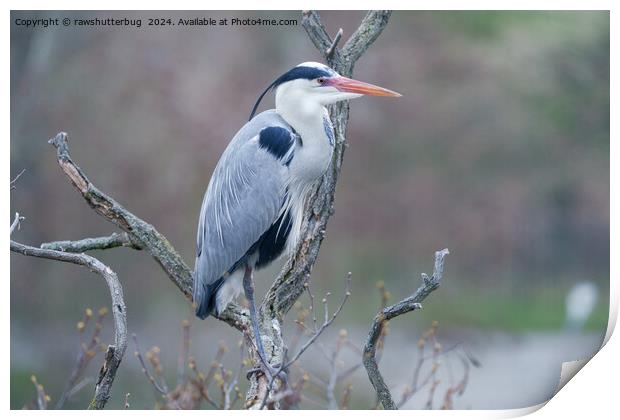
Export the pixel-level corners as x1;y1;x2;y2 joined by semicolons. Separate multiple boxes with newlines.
289;117;334;182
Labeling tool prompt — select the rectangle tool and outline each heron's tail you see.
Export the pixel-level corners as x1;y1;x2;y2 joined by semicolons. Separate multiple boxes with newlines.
195;293;212;320
194;276;225;320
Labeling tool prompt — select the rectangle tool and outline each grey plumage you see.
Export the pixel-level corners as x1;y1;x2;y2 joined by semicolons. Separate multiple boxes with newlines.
193;110;298;317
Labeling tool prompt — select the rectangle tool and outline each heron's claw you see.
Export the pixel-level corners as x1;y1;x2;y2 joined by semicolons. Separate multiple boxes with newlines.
245;363;288;382
246;366;263;380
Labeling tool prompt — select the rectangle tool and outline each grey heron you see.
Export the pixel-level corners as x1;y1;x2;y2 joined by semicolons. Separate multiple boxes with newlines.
193;61;400;372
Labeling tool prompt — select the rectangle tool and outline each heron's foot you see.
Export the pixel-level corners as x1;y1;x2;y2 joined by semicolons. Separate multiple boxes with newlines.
246;363;288;382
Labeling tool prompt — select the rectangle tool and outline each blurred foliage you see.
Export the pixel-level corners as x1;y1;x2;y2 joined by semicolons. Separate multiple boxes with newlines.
11;10;609;409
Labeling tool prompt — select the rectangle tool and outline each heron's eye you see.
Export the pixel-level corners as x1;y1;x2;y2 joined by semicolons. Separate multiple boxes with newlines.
317;77;326;85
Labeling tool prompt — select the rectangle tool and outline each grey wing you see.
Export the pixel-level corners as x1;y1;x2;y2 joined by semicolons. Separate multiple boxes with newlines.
193;111;295;316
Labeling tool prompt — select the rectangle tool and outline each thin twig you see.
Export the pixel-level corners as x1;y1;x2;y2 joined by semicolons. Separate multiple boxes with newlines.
41;232;141;252
326;332;346;409
339;383;353;409
285;273;351;370
65;376;94;401
325;28;343;59
56;308;109;408
132;334;169;396
224;341;245;409
177;319;191;386
10;168;26;189
306;282;319;331
260;273;352;409
30;375;49;410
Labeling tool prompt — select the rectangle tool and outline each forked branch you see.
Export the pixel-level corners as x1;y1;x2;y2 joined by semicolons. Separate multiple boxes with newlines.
363;249;449;410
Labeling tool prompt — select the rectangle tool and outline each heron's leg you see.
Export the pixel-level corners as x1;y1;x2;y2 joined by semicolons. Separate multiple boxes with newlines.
243;265;270;373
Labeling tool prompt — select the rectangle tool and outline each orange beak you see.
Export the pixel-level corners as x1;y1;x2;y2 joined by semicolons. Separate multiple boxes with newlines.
328;76;401;97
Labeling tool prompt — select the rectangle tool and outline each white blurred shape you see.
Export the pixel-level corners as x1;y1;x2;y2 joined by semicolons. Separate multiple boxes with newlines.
565;281;599;330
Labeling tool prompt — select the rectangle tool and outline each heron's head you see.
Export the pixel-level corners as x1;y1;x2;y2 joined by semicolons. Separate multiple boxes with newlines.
250;62;401;120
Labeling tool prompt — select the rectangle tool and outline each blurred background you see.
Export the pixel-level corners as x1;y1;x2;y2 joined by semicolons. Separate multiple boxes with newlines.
10;10;609;409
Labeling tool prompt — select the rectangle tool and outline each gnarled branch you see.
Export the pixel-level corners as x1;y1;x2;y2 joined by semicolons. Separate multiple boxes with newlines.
10;224;127;410
46;132;249;331
363;249;449;410
342;11;393;65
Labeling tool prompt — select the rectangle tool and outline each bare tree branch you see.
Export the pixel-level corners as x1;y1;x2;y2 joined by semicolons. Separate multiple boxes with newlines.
46;132;248;331
301;11;340;64
41;232;141;252
363;249;449;410
342;11;392;65
10;237;127;410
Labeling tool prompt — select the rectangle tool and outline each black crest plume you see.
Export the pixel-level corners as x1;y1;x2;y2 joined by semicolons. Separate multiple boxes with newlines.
248;66;333;120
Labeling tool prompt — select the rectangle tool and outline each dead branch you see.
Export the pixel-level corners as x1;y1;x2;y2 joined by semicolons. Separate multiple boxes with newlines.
46;132;248;331
42;232;141;252
342;11;393;65
10;233;127;409
363;249;449;410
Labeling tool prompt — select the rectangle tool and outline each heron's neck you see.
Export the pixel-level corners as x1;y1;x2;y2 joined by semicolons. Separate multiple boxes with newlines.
276;94;332;147
276;98;333;181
